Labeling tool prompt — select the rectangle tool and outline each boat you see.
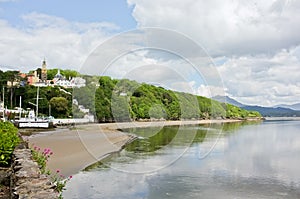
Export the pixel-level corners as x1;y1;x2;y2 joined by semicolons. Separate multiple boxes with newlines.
13;110;54;128
13;86;54;129
14;118;54;128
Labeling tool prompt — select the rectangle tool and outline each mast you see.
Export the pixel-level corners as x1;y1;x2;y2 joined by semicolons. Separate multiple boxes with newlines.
2;87;4;121
19;96;22;119
36;86;39;118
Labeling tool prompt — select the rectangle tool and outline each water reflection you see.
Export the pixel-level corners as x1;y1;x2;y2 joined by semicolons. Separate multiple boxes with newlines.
125;126;180;153
64;121;300;199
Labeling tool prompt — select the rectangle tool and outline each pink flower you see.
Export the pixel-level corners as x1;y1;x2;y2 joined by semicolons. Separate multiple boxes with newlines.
44;148;50;154
56;169;60;173
69;175;73;179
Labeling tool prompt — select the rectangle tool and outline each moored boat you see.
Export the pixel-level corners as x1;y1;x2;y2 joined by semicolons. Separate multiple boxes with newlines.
13;118;54;128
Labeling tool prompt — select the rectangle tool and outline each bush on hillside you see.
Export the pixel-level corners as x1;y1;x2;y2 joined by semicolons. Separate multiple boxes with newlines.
0;121;20;166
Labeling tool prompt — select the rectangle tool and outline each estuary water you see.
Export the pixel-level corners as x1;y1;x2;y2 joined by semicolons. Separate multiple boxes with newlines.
64;120;300;199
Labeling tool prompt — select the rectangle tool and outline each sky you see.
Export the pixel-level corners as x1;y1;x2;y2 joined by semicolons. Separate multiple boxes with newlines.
0;0;299;107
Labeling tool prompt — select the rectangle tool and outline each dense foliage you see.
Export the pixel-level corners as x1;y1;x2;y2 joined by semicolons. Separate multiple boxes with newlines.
49;97;69;118
1;69;98;119
0;121;20;166
95;76;261;122
1;68;261;121
73;75;99;115
47;69;79;80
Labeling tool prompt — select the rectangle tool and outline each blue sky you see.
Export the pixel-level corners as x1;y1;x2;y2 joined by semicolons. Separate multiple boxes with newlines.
0;0;300;106
0;0;136;31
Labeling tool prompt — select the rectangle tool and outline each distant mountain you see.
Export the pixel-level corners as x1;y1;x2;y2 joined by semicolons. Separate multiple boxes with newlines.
212;96;300;117
242;105;300;117
274;103;300;111
212;95;244;107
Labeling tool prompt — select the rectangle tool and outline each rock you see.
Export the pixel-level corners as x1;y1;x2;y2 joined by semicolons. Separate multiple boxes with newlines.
12;147;59;199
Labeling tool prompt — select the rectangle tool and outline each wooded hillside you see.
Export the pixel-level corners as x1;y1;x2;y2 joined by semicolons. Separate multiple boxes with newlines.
94;76;261;122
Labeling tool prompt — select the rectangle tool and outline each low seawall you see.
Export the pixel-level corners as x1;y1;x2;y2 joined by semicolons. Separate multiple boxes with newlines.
12;147;59;198
0;141;59;198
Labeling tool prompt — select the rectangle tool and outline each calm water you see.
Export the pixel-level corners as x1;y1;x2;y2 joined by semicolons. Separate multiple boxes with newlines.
64;120;300;198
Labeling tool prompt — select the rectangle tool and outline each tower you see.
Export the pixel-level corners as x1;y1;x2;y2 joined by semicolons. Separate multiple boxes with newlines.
41;58;47;83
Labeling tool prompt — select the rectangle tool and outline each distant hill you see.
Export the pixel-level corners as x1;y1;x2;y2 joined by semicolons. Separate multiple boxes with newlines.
94;77;261;122
274;103;300;111
213;96;300;117
242;105;300;117
212;95;244;107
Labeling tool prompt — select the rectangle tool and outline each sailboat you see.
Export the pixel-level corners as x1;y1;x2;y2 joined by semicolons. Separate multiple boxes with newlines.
14;86;54;128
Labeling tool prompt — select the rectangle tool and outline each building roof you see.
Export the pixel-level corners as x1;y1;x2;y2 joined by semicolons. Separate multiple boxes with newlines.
54;69;65;80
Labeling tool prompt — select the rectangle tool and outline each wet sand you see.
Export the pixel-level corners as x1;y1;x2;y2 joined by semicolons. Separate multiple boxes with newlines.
28;120;242;177
28;125;133;177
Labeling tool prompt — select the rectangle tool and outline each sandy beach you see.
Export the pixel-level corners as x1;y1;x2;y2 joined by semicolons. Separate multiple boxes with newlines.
28;119;243;177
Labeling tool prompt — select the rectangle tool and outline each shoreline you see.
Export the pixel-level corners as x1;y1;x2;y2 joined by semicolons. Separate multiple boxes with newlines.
27;119;254;177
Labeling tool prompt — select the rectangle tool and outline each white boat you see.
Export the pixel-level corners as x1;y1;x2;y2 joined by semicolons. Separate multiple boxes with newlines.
14;118;54;128
13;86;54;128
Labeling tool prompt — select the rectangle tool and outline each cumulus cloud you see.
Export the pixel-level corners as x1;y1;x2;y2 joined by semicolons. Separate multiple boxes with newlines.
0;12;118;71
98;48;226;96
218;48;300;106
196;84;227;98
128;0;300;56
127;0;300;105
81;28;225;98
1;1;299;106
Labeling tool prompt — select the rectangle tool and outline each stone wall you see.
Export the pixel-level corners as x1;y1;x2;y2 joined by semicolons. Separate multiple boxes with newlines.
11;143;59;199
0;167;12;198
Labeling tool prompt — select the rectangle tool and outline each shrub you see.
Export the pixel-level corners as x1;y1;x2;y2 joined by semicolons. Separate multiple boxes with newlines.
0;121;20;166
52;170;72;194
31;146;53;174
31;146;72;198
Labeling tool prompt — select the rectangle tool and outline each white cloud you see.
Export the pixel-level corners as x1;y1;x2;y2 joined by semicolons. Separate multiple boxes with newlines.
80;26;226;100
196;84;227;98
170;81;196;94
95;48;225;96
0;12;118;71
1;1;299;106
218;48;300;106
128;0;300;56
127;0;300;105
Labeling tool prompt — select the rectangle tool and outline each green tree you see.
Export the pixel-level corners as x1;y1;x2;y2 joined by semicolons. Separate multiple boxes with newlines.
47;69;58;80
72;104;85;118
61;69;79;79
95;76;117;122
0;70;6;92
73;83;97;115
49;97;69;118
111;94;131;122
5;70;20;109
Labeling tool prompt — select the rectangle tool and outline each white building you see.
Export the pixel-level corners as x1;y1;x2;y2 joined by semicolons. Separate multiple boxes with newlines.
52;70;86;88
